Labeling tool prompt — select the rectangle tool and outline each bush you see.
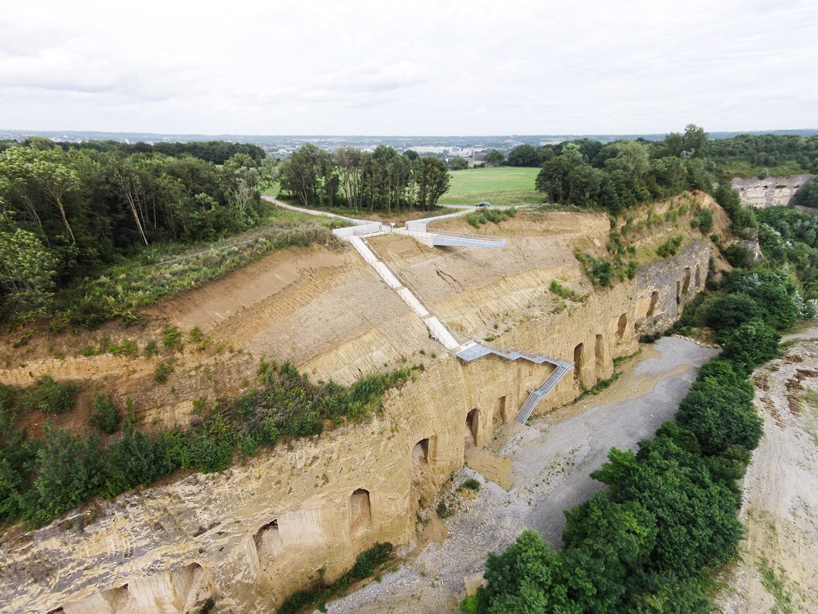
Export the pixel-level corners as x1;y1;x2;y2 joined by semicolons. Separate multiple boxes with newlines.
153;359;174;383
89;393;121;434
722;243;751;268
162;326;183;350
721;318;781;374
657;235;684;258
460;478;481;491
691;209;714;234
21;426;105;525
705;292;763;336
23;376;80;414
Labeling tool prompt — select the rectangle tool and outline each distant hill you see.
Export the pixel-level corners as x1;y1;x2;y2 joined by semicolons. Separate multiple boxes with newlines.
2;128;817;155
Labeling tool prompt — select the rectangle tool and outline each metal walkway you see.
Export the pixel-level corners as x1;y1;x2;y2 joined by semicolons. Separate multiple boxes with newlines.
268;198;571;424
514;364;572;423
454;341;573;422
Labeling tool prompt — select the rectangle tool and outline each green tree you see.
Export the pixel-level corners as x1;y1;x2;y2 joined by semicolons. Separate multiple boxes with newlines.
449;156;469;171
23;425;105;524
720;318;780;373
485;150;505;166
705;293;763;336
507;144;540;167
416;157;450;209
676;382;762;454
0;226;58;312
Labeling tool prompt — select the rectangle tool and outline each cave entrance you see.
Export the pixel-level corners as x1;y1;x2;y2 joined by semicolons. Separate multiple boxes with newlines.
682;268;691;294
350;489;372;538
254;519;283;560
676;281;681;303
412;438;429;464
647;291;659;317
616;313;627;342
573;343;585;381
493;396;507;426
595;335;605;372
465;409;479;445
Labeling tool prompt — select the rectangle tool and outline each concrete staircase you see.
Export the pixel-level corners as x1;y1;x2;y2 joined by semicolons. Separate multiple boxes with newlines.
347;236;461;350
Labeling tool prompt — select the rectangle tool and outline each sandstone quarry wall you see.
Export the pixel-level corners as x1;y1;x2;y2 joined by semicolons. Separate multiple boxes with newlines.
0;241;711;614
732;175;815;208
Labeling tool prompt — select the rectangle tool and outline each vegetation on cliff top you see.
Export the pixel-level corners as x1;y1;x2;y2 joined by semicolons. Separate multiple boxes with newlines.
0;361;419;527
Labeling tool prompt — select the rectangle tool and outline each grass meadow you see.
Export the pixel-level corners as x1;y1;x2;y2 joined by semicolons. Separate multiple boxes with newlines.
443;167;543;206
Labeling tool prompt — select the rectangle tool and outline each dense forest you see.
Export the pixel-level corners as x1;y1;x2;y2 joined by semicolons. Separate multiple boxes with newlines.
0;139;275;322
278;143;450;212
504;130;818;174
60;139;267;165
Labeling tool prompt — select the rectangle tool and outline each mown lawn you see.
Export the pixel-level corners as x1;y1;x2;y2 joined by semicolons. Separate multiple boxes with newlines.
443;167;544;206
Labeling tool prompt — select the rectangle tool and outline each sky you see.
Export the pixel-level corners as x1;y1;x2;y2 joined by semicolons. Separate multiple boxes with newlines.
1;0;816;136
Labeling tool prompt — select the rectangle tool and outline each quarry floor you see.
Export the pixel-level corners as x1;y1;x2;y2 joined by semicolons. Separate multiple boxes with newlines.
712;330;818;614
323;336;719;614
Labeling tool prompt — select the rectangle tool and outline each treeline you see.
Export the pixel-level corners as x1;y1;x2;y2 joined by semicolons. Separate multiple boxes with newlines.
45;139;267;166
757;207;818;302
278;143;449;212
502;132;818;175
501;128;818;214
467;268;799;613
0;358;417;527
708;133;818;177
534;125;714;213
0;139;273;318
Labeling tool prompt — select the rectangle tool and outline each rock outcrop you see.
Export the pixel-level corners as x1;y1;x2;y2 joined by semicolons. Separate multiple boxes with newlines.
0;236;711;614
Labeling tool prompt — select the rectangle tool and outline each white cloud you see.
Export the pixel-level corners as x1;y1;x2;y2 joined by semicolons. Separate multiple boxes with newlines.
0;0;816;134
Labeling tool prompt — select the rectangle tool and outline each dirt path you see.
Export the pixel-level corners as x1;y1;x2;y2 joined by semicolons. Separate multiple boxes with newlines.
713;341;818;613
323;337;718;614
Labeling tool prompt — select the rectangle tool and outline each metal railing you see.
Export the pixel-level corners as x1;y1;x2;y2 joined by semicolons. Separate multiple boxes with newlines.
361;238;465;348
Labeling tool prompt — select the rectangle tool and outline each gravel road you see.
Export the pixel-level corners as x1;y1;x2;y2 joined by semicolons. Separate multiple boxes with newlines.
322;337;718;614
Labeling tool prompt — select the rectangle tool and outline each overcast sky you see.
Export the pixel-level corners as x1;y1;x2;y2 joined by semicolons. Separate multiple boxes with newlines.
1;0;816;136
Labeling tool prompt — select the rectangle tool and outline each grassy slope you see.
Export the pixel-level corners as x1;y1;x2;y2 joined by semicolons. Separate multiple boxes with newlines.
443;167;543;206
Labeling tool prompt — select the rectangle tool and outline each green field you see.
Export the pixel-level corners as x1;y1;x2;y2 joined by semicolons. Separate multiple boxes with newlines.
443;167;543;206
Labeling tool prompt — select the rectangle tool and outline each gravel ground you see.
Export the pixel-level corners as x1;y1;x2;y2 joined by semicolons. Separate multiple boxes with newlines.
322;337;718;614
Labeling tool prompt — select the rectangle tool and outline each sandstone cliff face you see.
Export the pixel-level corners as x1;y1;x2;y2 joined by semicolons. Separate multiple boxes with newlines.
732;175;816;209
0;240;711;614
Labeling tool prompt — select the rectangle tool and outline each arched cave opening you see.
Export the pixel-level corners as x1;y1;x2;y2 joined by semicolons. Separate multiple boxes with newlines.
493;396;507;426
573;343;585;381
412;438;429;464
647;291;659;317
616;313;627;341
350;489;372;537
465;408;479;445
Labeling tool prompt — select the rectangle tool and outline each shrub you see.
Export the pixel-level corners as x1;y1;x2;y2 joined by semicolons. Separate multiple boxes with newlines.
153;359;174;383
705;292;763;336
89;393;121;434
21;425;105;525
467;213;487;228
162;325;183;350
720;318;781;374
657;235;684;258
23;375;80;414
460;478;481;491
691;209;713;234
723;243;751;268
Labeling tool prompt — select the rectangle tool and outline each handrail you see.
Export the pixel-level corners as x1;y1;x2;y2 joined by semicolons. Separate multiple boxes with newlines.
361;238;464;348
425;228;507;243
